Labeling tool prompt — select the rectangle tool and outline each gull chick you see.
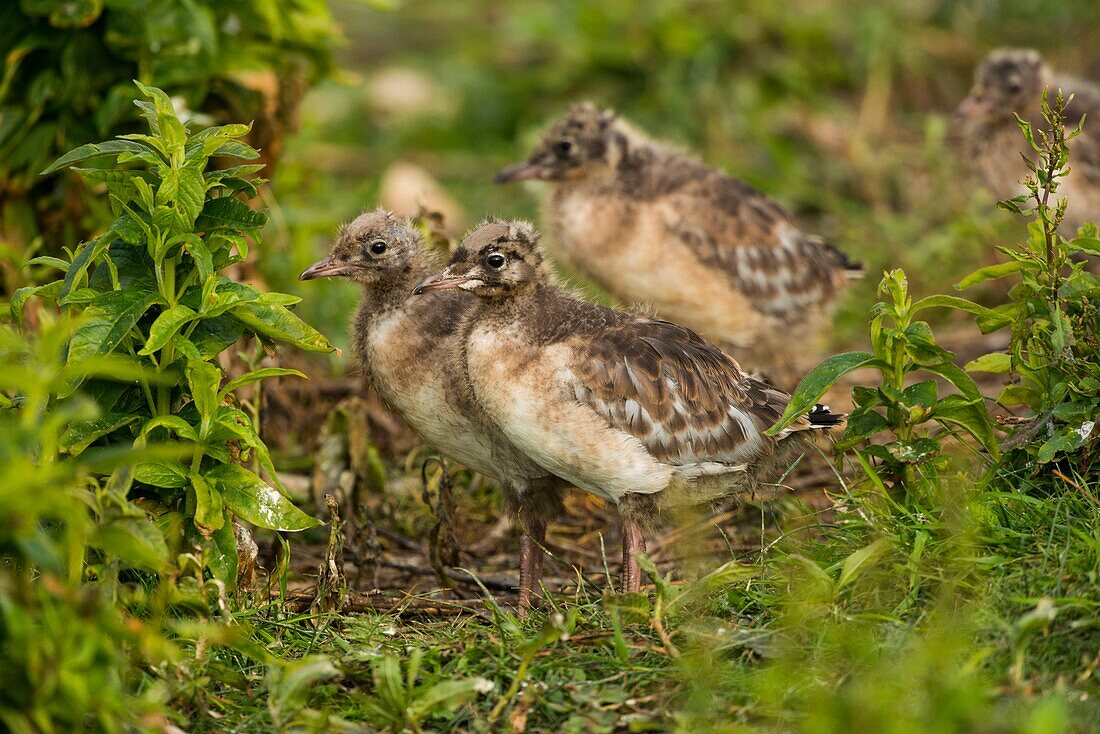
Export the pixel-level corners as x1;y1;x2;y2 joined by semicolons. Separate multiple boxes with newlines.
414;220;844;592
300;209;566;609
956;48;1100;232
494;103;861;388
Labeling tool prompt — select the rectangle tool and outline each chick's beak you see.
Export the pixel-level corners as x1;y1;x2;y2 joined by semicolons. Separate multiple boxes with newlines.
492;161;544;184
300;255;351;281
412;270;478;295
955;95;991;119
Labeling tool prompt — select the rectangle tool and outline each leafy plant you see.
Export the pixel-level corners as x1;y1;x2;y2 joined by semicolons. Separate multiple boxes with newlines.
0;0;338;281
0;314;181;732
364;648;494;733
770;268;1001;499
959;90;1100;471
14;82;330;586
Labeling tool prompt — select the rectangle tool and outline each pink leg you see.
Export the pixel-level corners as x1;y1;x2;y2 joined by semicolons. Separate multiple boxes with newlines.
518;517;547;613
621;514;646;594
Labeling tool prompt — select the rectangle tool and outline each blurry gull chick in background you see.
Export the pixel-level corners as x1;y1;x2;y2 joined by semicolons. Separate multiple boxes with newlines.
494;103;862;389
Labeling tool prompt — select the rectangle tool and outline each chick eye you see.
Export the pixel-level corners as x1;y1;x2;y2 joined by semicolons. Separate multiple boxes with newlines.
369;241;387;255
553;139;573;156
486;253;506;270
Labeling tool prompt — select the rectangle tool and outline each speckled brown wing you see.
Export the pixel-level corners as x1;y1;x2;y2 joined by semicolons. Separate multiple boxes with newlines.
567;314;785;467
660;172;851;320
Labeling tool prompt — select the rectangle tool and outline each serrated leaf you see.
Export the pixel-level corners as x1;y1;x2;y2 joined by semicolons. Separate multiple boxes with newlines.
1068;237;1100;255
208;463;321;531
67;289;161;364
767;352;880;435
60;413;138;455
140;415;199;442
195;196;268;231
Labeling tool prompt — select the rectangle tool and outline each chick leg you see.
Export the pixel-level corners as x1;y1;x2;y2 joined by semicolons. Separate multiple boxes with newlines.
518;516;547;613
621;514;646;594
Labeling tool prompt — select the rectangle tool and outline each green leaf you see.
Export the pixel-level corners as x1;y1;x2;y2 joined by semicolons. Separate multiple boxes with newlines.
1067;236;1100;255
210;406;287;495
955;260;1028;289
41;139;156;174
219;367;306;399
232;302;335;353
1036;428;1086;464
900;379;938;409
133;461;188;488
998;384;1041;409
67;289;161;363
932;398;1000;458
60;413;138;455
886;437;941;464
965;352;1012;374
767;352;879;435
140;304;197;355
141;415;199;442
836;538;891;589
134;81;186;158
90;516;169;572
209;517;239;586
211;140;261;160
910;294;998;319
665;560;759;615
59;235;109;303
835;407;889;450
270;656;340;716
25;255;70;271
195;196;268;232
190;472;225;533
209;464;321;531
185;360;222;422
922;361;984;402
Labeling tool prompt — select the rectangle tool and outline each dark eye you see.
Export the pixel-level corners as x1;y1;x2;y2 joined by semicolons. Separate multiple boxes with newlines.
1007;82;1022;95
553;139;573;156
486;253;506;270
369;240;387;255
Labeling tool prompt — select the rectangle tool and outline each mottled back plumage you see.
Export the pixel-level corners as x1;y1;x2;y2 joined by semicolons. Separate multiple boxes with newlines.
432;220;842;510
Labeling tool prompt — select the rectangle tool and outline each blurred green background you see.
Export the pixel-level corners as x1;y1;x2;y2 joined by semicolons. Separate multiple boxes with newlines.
265;0;1100;360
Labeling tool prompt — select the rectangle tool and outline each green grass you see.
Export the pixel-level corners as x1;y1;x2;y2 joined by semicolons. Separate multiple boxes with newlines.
152;461;1098;732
